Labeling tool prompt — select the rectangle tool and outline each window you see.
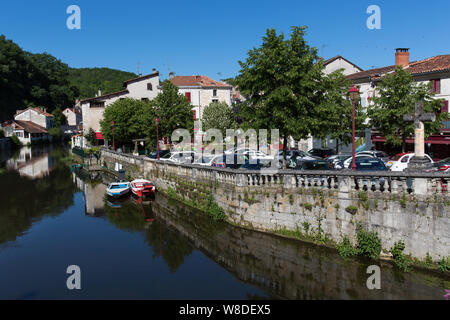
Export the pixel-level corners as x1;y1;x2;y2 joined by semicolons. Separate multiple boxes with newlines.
147;83;153;91
442;100;449;113
213;89;218;97
431;79;441;94
185;92;191;102
24;132;29;138
212;99;219;103
91;101;105;108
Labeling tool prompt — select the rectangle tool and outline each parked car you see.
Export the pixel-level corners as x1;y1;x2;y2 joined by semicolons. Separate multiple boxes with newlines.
342;154;375;169
278;150;317;167
307;148;336;159
147;150;171;159
350;158;389;190
240;149;274;162
428;157;450;172
238;160;268;170
389;153;433;172
356;150;390;163
294;159;330;171
212;154;249;169
327;154;352;170
159;151;196;164
195;154;225;166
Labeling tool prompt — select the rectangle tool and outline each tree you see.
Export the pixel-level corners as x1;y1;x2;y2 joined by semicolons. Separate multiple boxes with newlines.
151;80;194;142
84;128;97;146
52;107;67;127
368;66;447;152
314;70;366;153
236;27;325;167
100;99;151;145
202;101;236;136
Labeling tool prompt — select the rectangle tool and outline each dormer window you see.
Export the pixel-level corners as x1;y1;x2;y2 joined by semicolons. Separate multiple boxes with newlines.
147;83;153;91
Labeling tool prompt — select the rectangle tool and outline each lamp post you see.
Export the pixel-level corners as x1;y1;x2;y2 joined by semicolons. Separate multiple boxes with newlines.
349;85;359;171
155;117;160;160
111;120;115;151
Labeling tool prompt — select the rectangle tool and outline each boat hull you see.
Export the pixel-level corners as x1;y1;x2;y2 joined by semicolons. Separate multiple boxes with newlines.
131;179;156;198
106;182;131;198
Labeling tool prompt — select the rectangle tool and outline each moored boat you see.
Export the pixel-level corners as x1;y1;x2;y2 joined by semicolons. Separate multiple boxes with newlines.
106;181;131;198
130;179;156;198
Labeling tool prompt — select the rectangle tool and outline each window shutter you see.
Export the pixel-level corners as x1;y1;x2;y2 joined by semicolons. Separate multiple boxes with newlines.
192;110;197;120
436;79;441;94
185;92;191;103
442;100;449;113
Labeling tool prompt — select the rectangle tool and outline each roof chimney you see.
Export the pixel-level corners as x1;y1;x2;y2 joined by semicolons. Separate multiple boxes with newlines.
169;72;175;80
152;68;156;74
395;48;410;67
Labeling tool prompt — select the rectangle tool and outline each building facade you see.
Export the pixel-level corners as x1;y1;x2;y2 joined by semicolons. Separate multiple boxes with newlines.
81;71;160;144
347;49;450;159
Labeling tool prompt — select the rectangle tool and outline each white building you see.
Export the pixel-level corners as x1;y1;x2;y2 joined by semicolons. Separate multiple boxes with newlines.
346;48;450;159
63;107;82;127
2;107;54;145
81;71;160;145
298;55;364;152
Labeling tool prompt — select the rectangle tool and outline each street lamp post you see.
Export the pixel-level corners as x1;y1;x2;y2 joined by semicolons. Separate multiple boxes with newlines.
349;85;359;171
155;118;160;160
111;120;115;151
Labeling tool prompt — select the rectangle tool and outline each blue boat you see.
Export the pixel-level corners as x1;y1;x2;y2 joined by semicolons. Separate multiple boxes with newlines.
106;181;131;198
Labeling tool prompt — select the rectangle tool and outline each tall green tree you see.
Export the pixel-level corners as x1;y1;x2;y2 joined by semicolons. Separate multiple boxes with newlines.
52;107;67;127
100;99;151;144
236;26;325;167
201;101;236;136
151;80;194;142
314;70;366;152
368;66;447;152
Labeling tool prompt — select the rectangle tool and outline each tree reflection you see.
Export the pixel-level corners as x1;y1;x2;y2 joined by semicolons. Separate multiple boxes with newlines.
104;199;193;273
0;148;78;244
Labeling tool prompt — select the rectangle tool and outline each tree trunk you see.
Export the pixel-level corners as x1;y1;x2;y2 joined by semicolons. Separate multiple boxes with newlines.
402;134;406;153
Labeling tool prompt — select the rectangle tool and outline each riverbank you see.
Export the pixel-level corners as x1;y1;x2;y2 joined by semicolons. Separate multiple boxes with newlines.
99;148;450;274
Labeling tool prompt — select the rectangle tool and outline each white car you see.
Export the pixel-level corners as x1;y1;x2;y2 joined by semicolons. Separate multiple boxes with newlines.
159;151;196;164
194;154;224;166
389;153;433;172
240;150;274;161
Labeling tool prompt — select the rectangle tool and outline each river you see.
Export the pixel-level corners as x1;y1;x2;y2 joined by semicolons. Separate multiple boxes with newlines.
0;146;448;300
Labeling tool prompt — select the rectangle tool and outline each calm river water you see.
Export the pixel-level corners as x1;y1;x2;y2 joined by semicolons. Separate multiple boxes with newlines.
0;146;448;300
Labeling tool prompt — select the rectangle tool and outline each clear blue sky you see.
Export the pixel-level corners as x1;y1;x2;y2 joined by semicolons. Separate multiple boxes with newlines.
1;0;449;80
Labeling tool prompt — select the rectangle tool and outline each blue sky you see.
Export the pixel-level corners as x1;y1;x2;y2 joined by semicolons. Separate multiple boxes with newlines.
1;0;449;80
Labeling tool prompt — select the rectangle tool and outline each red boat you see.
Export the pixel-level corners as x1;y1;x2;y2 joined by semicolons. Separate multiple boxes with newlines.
130;179;156;198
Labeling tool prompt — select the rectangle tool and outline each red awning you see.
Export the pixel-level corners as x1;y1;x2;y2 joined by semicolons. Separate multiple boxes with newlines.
372;135;450;145
96;132;104;140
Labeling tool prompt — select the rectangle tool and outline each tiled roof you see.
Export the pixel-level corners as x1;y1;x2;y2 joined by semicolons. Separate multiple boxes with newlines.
15;107;53;118
170;76;232;88
4;120;48;133
323;55;363;71
80;90;129;103
123;72;159;86
347;54;450;80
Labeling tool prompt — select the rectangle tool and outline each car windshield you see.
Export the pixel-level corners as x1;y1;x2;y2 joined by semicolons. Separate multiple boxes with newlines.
391;154;405;161
197;155;214;163
356;159;386;170
161;152;172;159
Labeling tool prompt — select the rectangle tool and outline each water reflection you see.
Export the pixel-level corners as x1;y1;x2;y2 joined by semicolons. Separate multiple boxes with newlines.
0;146;78;245
74;175;450;299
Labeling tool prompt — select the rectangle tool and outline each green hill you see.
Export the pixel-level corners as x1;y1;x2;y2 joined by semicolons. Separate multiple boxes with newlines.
68;68;137;99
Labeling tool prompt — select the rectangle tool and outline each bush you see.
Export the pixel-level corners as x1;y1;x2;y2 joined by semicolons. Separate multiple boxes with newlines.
206;193;226;222
390;240;410;272
438;257;450;273
345;205;358;215
356;224;381;260
337;236;357;259
167;187;177;200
